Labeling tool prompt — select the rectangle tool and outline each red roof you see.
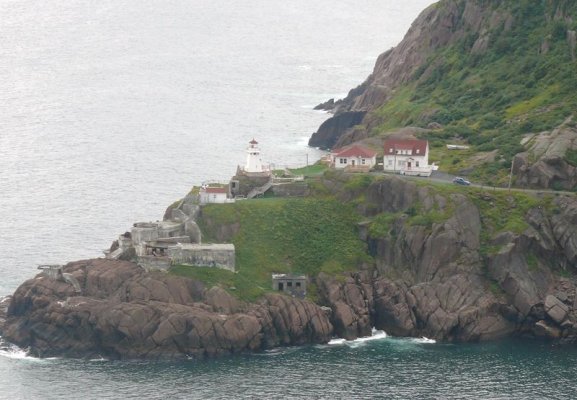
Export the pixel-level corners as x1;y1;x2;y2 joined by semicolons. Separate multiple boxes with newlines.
204;187;227;194
333;145;377;158
383;139;428;155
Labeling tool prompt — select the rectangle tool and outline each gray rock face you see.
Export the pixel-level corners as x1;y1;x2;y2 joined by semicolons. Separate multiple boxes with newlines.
3;259;332;360
513;119;577;190
316;175;577;343
308;111;366;150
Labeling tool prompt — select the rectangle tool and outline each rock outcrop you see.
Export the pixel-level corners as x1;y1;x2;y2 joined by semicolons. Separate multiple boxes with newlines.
308;0;514;149
3;174;577;359
513;118;577;190
308;111;366;150
2;259;332;360
313;175;577;343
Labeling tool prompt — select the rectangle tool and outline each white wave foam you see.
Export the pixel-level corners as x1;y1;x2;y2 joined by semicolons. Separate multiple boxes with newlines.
326;329;437;349
411;336;436;344
327;328;388;348
0;341;35;361
0;336;50;362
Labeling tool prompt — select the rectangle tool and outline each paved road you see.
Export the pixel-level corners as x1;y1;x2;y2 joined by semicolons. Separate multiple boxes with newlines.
377;170;576;197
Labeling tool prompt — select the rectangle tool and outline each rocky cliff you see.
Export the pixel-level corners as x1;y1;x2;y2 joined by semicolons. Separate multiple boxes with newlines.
1;259;331;360
2;174;577;359
310;0;577;189
311;174;577;343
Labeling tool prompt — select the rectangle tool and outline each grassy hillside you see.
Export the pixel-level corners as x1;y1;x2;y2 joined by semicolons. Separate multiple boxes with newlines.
172;197;370;301
368;0;577;185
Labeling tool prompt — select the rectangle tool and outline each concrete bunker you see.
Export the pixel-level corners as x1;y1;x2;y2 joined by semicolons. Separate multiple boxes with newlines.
272;273;307;298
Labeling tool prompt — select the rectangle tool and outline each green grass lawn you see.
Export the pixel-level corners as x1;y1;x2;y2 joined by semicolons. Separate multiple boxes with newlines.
288;163;328;177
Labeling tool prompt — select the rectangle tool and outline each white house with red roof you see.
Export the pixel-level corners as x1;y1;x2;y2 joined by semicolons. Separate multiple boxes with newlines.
383;139;436;176
330;144;377;171
199;186;231;204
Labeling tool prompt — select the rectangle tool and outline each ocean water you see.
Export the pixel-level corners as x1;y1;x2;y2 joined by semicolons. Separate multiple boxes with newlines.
3;333;577;399
3;1;577;398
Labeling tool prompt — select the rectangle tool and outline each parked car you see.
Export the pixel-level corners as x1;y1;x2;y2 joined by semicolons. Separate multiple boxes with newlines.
452;177;471;186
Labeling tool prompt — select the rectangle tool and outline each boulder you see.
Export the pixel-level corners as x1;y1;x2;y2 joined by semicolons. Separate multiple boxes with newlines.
544;295;569;324
534;320;561;339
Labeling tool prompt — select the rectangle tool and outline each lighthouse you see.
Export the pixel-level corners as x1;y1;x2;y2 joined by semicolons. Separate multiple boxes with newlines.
244;139;265;173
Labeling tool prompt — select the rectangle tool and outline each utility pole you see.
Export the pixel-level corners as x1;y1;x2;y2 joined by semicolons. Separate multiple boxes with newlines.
508;157;515;192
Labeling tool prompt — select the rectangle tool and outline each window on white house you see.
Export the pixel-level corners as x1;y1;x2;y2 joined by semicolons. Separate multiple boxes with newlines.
388;159;393;166
361;159;366;164
340;158;347;164
416;161;420;167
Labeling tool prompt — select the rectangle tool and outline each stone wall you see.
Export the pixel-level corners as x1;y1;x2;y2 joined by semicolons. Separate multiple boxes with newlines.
131;224;159;245
272;182;310;197
168;243;235;271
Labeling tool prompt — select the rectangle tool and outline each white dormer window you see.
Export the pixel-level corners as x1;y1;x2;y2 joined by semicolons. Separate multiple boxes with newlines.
416;149;420;154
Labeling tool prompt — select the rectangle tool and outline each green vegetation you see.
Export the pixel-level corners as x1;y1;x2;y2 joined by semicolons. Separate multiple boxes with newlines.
169;169;563;302
367;0;577;184
171;197;370;301
526;253;539;271
368;213;399;238
566;150;577;167
343;174;375;191
471;190;546;237
288;163;328;177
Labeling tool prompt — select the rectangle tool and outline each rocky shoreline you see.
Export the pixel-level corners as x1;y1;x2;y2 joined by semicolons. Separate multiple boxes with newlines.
3;0;577;360
1;259;331;360
2;175;577;360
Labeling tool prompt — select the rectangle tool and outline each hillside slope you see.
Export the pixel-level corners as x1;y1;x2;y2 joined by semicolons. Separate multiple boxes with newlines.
310;0;577;189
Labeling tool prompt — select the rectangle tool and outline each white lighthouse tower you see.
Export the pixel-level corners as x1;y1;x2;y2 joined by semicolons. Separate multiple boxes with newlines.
244;139;265;173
